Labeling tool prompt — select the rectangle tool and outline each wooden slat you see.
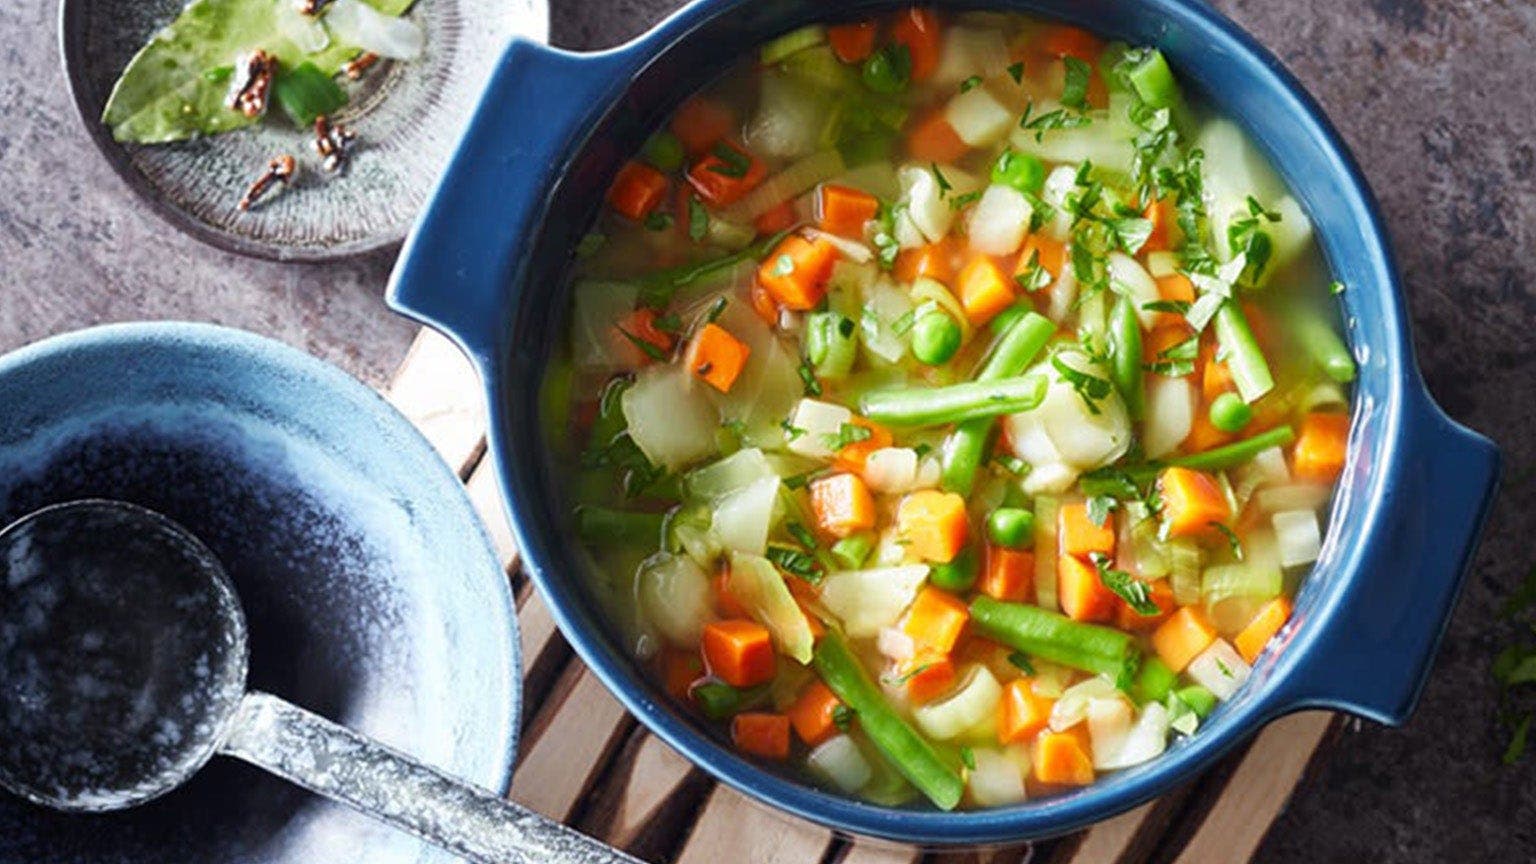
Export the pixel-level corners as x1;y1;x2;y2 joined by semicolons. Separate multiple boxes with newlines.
384;329;486;476
1170;711;1334;864
677;786;835;864
1051;801;1159;864
579;729;705;853
836;841;922;864
510;664;636;820
928;845;1033;864
514;585;568;708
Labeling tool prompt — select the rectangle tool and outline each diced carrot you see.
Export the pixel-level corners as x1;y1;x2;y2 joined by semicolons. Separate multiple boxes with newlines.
1151;606;1217;673
828;20;878;63
980;546;1035;603
1015;233;1066;292
1057;553;1116;623
1199;338;1236;403
1033;726;1095;786
906;109;968;164
956;256;1017;326
1143;322;1195;365
787;681;843;746
798;601;826;639
1157;467;1232;539
998;678;1055;745
661;648;704;700
818;184;880;239
713;571;751;619
685;322;751;393
687;140;767;207
749;279;780;325
757;234;837;310
904;654;958;705
1058;502;1115;558
1185;409;1235;453
1114;579;1176;632
810;472;878;538
1153;274;1195;328
1234;596;1293;664
670;97;737;158
612;307;675;367
832;417;893;473
894;238;956;285
731;712;791;760
902;586;970;654
754;199;799;236
1036;23;1105;63
701;620;776;688
607;161;669;221
890;8;943;81
896;490;970;563
1293;411;1349;483
1142;198;1173;254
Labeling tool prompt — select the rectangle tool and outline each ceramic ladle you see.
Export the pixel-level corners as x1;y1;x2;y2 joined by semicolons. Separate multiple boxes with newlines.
0;499;639;864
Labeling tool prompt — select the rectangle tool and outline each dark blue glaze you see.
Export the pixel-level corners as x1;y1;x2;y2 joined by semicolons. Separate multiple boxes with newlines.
0;324;518;863
388;0;1500;844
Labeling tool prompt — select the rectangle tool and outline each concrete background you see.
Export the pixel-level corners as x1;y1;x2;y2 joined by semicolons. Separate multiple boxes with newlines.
3;0;1533;859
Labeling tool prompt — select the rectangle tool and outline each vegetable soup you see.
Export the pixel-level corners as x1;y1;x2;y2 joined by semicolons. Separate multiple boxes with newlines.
551;7;1354;811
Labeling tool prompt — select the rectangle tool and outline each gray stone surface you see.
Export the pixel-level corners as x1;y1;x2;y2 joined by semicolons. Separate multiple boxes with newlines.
4;0;1535;860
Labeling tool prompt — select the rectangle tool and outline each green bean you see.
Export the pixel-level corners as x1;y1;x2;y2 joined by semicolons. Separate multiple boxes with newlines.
860;375;1046;427
1079;425;1297;492
1110;295;1144;421
969;596;1141;680
1285;306;1356;383
1212;302;1274;403
640;131;685;172
691;681;769;720
1174;685;1217;719
1121;47;1181;110
1131;656;1178;706
929;546;978;592
940;312;1055;493
813;630;964;810
1209;392;1253;433
806;311;858;378
574;505;665;547
830;533;874;570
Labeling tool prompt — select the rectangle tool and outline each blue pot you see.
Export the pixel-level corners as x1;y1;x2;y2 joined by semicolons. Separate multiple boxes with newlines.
0;323;519;864
388;0;1500;844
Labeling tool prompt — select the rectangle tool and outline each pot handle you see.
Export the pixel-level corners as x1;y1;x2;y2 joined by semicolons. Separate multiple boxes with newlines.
1261;387;1499;725
386;40;629;369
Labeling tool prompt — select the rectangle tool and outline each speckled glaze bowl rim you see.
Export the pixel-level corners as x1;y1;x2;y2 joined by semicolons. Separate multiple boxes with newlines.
0;321;523;798
55;0;551;263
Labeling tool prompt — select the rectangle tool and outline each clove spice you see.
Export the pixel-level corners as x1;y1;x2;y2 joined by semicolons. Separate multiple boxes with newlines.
226;50;275;119
238;154;296;211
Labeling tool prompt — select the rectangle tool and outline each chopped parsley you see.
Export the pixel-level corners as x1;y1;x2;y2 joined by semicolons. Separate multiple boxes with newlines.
1051;352;1113;415
688;196;710;242
703;295;728;324
797;360;822;396
960;75;983;93
1060;56;1092;110
707;141;752;178
1226;196;1282;286
766;544;823;583
1144;334;1199;377
829;422;873;451
1215;657;1234;678
1007;61;1025;84
1330;279;1347;296
930;163;954;196
871;201;904;270
779;419;807;442
1089;552;1161;616
959;745;977;771
615;325;668;361
643;211;673;232
886;662;933;686
1015;250;1053;292
832;704;855;732
787;521;819;551
1210;521;1244;560
1007;652;1036;675
1141;299;1192;316
949;189;983;211
1019;103;1091;142
1086;495;1119;527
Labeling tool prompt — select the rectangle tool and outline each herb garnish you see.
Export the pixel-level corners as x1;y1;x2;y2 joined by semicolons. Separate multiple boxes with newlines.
832;704;855;732
1060;57;1092;110
1051;352;1113;415
1210;521;1244;560
829;422;873;451
1086;495;1119;527
1007;61;1025;84
1007;652;1036;675
707;141;752;178
1144;334;1199;377
1019;102;1091;142
960;75;983;93
688;197;710;241
1089;552;1161;615
798;360;822;396
766;544;823;583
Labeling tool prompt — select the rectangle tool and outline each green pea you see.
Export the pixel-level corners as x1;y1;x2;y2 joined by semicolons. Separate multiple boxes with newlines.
929;546;978;592
862;44;912;95
1209;392;1254;433
911;310;962;365
990;149;1045;194
986;507;1035;549
641;131;685;173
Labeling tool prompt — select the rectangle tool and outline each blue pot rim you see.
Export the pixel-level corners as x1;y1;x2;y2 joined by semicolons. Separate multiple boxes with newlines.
0;321;523;798
387;0;1502;845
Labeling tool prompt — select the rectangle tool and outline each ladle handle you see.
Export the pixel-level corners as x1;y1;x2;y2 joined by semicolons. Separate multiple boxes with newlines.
221;692;643;864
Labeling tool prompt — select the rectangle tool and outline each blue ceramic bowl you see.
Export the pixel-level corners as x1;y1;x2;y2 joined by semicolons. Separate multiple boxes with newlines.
387;0;1500;845
0;323;518;864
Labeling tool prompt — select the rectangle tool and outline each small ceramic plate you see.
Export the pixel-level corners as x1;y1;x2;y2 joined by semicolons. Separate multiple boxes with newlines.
60;0;548;262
